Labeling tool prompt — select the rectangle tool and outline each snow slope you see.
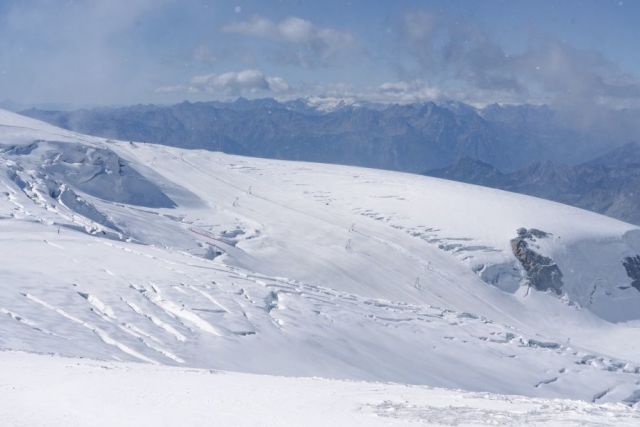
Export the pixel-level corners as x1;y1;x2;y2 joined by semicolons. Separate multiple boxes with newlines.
2;351;639;427
1;108;640;405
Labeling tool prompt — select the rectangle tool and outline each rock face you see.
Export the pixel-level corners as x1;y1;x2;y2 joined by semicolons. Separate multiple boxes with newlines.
511;228;563;294
622;255;640;292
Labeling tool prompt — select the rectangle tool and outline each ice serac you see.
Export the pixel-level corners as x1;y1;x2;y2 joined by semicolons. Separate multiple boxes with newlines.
510;228;563;294
9;140;176;208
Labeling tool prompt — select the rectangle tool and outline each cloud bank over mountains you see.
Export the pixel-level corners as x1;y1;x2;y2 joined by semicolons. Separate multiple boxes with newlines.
222;15;357;67
0;0;638;113
157;69;290;96
399;11;640;109
160;8;640;113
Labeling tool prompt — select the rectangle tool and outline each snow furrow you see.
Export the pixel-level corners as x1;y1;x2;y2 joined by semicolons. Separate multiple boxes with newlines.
122;299;187;342
23;293;158;364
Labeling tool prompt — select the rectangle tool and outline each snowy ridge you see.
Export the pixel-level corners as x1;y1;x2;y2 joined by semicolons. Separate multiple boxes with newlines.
1;109;640;406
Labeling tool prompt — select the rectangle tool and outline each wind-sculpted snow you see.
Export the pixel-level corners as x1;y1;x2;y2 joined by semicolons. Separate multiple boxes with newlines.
4;140;176;208
2;109;640;405
3;219;640;403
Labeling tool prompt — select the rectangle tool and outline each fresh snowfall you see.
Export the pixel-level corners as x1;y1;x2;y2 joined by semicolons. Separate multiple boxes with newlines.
1;109;640;425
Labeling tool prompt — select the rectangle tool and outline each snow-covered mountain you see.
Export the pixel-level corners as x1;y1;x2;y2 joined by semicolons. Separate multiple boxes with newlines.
23;99;626;173
426;143;640;225
2;109;640;406
25;99;640;225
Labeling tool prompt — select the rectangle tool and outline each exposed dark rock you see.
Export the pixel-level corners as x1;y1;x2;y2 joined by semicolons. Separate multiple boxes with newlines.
511;228;563;294
516;228;550;239
622;255;640;292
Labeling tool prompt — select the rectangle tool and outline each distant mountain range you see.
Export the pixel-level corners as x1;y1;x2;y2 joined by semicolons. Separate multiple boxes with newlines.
21;97;640;223
426;142;640;225
22;98;624;172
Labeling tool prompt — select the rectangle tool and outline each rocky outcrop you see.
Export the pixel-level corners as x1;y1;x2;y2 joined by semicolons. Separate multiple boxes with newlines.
511;228;563;294
622;255;640;292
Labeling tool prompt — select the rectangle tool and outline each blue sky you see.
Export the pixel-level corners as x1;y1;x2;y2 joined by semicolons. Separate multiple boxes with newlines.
0;0;638;108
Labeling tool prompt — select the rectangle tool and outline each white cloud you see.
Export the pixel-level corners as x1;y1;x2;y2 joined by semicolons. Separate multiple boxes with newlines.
156;69;290;96
400;11;640;110
265;76;290;93
378;80;440;101
222;16;356;66
291;80;443;105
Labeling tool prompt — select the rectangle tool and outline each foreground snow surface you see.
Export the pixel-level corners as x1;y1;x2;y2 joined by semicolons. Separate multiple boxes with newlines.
1;351;639;427
2;109;640;405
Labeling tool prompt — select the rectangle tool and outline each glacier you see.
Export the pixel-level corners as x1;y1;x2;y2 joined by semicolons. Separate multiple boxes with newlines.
1;108;640;418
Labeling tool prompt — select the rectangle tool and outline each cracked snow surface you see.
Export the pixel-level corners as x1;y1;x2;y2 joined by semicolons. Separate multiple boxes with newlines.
1;109;640;424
